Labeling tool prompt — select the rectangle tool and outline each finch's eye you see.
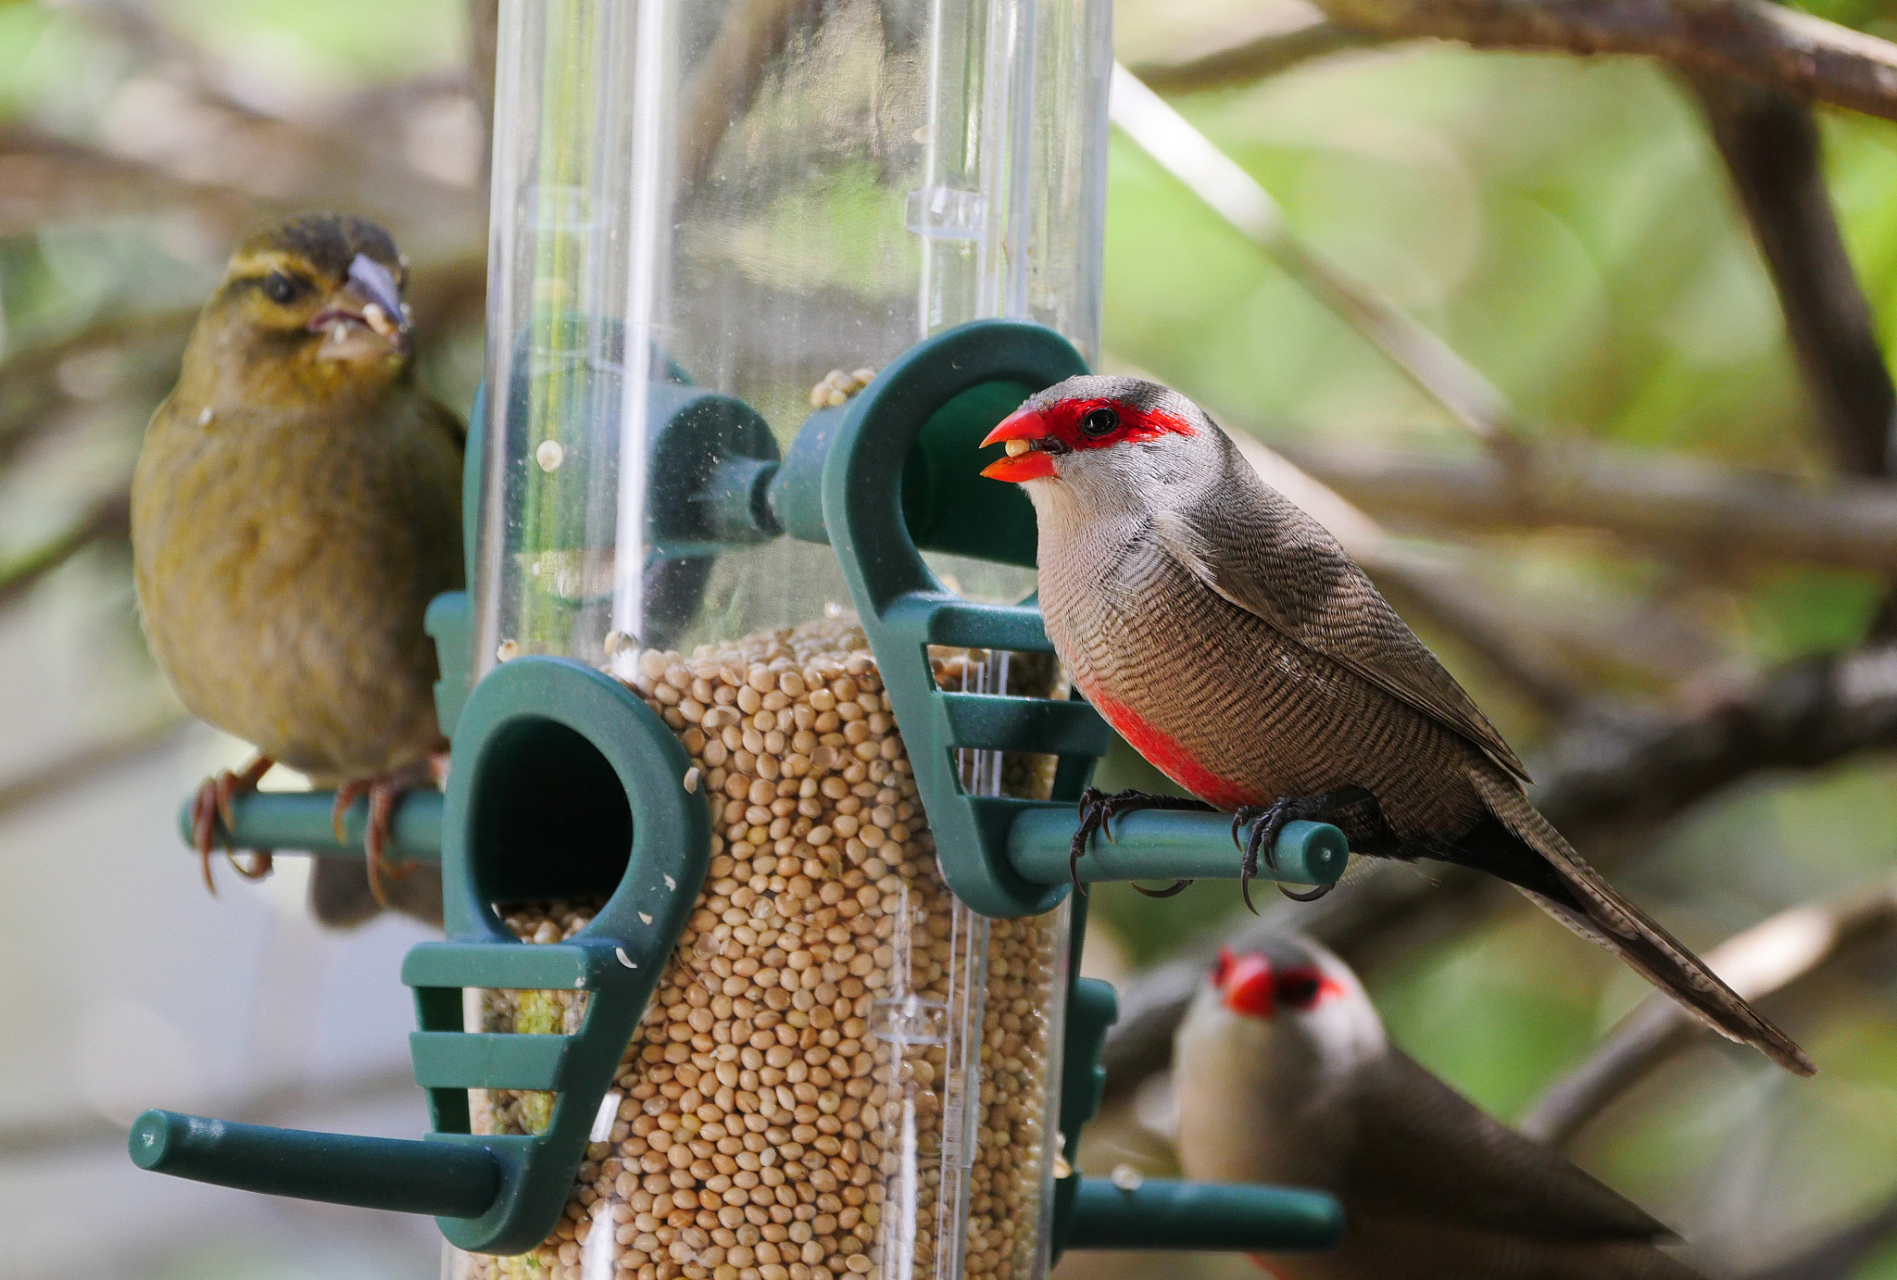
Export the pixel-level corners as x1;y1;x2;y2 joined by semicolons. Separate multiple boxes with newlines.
1275;971;1322;1010
262;272;300;304
1078;406;1119;437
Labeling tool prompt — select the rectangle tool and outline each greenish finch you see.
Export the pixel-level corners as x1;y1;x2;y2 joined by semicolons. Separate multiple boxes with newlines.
131;213;463;927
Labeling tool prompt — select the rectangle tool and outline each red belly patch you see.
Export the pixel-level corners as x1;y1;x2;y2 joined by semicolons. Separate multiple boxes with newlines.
1083;683;1262;810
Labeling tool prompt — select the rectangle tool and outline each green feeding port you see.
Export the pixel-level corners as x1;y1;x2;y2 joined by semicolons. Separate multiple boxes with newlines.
151;320;1349;1260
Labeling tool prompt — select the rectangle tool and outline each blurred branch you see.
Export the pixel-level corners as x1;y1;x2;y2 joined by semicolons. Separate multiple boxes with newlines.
1520;869;1897;1146
1743;1189;1897;1280
1128;2;1383;92
0;1061;414;1160
1533;643;1897;836
0;488;131;612
1310;0;1897;126
1690;76;1896;482
0;713;190;824
0;124;262;237
0;308;195;468
679;0;827;205
1110;65;1531;461
1291;441;1897;576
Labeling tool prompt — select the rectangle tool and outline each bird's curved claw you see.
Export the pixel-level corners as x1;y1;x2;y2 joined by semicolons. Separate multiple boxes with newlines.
190;755;276;896
331;762;433;911
1131;879;1192;898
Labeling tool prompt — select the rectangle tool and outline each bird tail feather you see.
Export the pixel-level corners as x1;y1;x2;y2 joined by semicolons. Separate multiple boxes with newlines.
1468;769;1815;1077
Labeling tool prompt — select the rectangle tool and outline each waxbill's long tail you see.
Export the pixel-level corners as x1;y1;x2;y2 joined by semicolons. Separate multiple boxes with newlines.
980;375;1814;1076
1173;938;1710;1280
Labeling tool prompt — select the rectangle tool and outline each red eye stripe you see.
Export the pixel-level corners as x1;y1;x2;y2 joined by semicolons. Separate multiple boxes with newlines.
1043;398;1197;451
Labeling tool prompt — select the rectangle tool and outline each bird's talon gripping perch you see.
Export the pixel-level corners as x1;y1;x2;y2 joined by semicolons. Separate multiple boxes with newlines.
189;755;276;895
1070;787;1215;894
331;762;435;910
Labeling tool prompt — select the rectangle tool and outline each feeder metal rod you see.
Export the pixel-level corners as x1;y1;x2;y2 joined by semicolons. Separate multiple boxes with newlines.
128;1109;499;1219
178;790;444;863
1010;810;1349;887
1064;1176;1344;1251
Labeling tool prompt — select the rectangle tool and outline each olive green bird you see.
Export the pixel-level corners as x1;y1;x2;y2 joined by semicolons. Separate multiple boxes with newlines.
131;214;463;927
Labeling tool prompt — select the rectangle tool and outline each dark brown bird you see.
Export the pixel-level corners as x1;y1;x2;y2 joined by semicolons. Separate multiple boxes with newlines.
1175;937;1708;1280
131;214;462;926
980;375;1812;1076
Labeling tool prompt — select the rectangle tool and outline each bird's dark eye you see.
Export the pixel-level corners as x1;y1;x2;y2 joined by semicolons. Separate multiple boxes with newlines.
262;272;300;304
1078;406;1119;437
1276;971;1322;1009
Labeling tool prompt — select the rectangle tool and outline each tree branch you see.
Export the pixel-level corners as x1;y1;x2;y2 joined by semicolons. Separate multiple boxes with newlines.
0;488;131;612
1690;75;1896;482
1520;869;1897;1147
1309;0;1897;126
1128;3;1382;93
1290;441;1897;576
1111;65;1532;461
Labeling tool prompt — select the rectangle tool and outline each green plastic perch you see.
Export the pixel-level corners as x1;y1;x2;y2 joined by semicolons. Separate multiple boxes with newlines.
188;790;1347;890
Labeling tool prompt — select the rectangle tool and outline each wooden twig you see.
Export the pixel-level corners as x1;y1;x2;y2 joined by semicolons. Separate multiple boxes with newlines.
0;713;190;824
1290;441;1897;576
1520;870;1897;1146
0;489;132;612
1309;0;1897;126
1110;65;1531;461
1128;2;1382;92
1690;75;1896;482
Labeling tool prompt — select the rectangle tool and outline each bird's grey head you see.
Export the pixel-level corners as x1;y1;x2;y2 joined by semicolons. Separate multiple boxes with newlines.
977;375;1222;515
1188;936;1386;1074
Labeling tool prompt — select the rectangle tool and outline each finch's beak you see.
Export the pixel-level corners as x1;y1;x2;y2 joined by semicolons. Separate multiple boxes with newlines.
313;254;411;359
979;406;1057;483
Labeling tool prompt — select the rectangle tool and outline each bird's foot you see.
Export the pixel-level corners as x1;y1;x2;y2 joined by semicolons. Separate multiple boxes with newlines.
331;759;437;910
188;755;276;894
808;367;877;408
1071;787;1218;896
1231;786;1371;912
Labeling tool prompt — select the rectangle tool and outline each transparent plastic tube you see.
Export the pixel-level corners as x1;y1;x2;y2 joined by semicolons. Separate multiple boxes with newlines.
474;0;1110;673
459;1;1103;1274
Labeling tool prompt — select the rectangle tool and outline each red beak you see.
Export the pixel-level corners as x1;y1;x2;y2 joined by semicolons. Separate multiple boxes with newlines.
979;406;1056;483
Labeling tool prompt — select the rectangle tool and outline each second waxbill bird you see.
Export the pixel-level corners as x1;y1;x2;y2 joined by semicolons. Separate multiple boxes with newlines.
1174;937;1708;1280
978;375;1812;1076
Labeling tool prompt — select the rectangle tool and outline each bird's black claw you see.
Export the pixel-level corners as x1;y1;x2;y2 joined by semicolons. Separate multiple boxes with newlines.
1132;879;1193;898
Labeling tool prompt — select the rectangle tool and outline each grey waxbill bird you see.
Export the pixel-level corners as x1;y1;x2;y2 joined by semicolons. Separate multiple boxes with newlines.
1174;937;1708;1280
978;375;1813;1076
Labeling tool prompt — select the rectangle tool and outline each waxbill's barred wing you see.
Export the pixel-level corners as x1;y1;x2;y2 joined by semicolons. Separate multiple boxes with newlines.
979;374;1813;1076
1173;938;1709;1280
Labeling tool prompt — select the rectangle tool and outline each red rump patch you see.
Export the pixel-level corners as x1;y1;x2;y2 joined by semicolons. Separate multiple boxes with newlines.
1039;397;1196;452
1081;683;1261;811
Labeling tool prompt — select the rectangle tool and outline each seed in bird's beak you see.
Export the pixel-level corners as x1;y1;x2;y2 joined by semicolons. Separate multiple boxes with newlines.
327;320;349;343
1004;438;1033;458
362;303;399;340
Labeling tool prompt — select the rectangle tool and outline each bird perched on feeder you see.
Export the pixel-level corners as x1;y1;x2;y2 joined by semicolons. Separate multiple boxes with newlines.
978;375;1812;1076
132;213;462;927
1174;938;1708;1280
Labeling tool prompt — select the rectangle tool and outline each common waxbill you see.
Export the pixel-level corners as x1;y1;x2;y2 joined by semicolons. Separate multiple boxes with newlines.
979;375;1811;1076
134;214;460;927
1174;938;1707;1280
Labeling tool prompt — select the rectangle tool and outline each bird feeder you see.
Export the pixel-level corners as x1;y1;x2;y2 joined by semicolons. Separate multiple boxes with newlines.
129;0;1352;1275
